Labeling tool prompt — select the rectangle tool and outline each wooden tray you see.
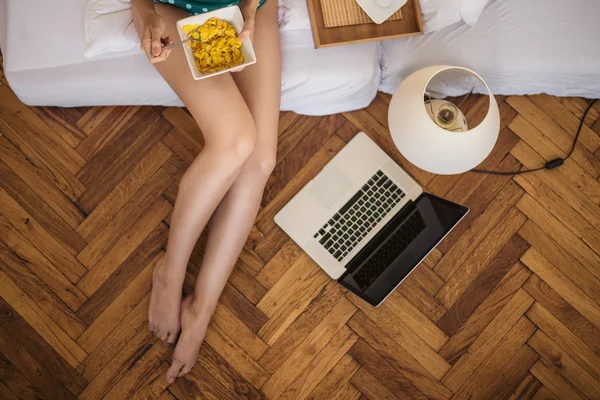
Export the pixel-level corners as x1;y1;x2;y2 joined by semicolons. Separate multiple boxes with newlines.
321;0;403;28
306;0;423;48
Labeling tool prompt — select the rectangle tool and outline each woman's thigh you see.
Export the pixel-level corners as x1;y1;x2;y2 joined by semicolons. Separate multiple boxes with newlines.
232;0;281;156
132;3;255;148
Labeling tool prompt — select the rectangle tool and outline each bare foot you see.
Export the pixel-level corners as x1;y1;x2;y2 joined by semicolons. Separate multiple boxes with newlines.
165;296;213;383
148;256;182;344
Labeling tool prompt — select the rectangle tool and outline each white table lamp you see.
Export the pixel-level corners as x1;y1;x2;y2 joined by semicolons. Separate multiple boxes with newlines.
388;65;500;175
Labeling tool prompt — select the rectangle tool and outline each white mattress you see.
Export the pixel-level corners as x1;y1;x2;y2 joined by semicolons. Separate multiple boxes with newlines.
379;0;600;98
0;0;379;115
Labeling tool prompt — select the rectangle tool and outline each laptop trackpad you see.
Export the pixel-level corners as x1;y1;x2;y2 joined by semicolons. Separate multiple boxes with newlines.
309;166;353;209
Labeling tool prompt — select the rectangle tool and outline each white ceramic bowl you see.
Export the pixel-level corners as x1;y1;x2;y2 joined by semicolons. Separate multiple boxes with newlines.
176;6;256;80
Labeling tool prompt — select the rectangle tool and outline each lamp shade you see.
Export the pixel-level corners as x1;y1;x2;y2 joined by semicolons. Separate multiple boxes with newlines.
388;65;500;175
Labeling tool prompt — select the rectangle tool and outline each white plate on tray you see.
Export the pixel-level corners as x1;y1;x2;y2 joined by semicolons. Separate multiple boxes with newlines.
354;0;407;24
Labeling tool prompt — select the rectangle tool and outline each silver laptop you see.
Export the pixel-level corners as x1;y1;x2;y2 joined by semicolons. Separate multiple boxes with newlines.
275;132;468;306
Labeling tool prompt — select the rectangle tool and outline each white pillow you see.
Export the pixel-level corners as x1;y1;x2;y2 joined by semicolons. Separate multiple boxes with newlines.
85;0;138;58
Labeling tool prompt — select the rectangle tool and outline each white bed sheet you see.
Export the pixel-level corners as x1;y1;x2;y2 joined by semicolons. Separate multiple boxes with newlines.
379;0;600;98
0;0;379;115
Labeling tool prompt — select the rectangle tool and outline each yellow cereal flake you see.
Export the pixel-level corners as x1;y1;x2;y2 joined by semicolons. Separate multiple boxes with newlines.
183;18;244;74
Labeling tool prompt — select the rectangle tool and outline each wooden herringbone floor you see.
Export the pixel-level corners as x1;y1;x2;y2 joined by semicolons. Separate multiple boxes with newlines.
1;54;600;400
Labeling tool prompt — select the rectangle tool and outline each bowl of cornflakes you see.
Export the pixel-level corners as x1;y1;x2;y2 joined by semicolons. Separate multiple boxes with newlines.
176;6;256;80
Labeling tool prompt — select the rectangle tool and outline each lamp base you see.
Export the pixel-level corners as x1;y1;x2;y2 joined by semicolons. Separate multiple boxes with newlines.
424;99;468;132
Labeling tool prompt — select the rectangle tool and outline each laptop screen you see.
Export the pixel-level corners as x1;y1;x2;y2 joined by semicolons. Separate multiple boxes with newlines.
339;194;468;306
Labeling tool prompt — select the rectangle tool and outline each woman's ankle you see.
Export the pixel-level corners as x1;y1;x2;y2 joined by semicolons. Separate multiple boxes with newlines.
153;255;186;288
189;295;217;316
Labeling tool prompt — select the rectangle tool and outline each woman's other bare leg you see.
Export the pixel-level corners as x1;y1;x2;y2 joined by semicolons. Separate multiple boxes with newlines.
133;3;257;344
165;0;281;381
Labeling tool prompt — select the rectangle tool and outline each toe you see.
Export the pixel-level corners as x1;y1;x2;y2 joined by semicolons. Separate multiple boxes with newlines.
166;359;185;384
166;332;178;344
159;331;168;342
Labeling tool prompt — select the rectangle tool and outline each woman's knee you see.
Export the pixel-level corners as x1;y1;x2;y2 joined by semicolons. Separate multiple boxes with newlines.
245;146;277;179
206;125;257;167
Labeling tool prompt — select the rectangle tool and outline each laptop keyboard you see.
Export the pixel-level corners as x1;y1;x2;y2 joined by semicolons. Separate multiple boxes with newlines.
352;211;426;291
313;170;405;263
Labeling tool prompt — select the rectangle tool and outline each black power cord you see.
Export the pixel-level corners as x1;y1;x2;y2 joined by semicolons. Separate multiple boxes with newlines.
471;99;598;176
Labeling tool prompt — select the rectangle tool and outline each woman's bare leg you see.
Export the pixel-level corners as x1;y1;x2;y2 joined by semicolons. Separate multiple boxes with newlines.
133;4;257;344
165;0;281;381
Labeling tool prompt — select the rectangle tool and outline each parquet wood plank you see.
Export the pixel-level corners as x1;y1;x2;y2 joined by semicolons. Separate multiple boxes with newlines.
507;96;600;153
0;216;87;311
129;361;171;400
258;282;345;374
436;207;527;309
219;283;269;334
530;358;586;400
76;142;172;240
76;223;168;324
345;292;451;380
0;270;87;368
0;86;87;173
203;323;270;389
0;323;75;400
441;289;534;392
102;341;170;400
506;373;543;400
522;248;600;330
347;311;453;400
332;383;363;400
397;268;448;323
526;302;600;381
279;325;358;400
77;196;172;296
0;240;88;340
434;180;524;279
0;124;86;203
77;110;172;213
257;253;330;344
76;106;142;159
254;227;300;271
306;354;360;400
437;234;529;337
77;253;156;353
31;106;87;149
78;295;151;381
0;136;85;228
77;328;155;400
522;274;600;356
0;298;88;396
515;172;600;258
77;168;173;269
349;367;397;400
516;194;600;272
385;291;448;351
511;140;600;225
451;316;536;399
261;297;356;399
528;330;600;399
0;353;47;400
182;343;264;400
531;386;557;400
0;160;87;256
347;338;427;400
0;188;87;283
510;113;600;179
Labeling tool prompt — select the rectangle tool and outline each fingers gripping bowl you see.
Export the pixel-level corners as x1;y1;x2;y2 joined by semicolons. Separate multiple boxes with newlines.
176;6;257;80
